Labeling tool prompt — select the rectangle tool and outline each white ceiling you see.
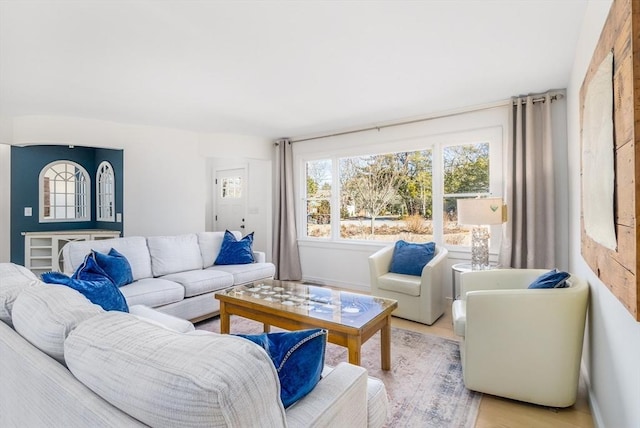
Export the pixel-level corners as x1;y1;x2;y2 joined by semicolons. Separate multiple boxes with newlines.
0;1;588;140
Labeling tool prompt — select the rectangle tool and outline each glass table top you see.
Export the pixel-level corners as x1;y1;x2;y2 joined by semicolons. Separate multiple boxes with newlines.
218;280;397;328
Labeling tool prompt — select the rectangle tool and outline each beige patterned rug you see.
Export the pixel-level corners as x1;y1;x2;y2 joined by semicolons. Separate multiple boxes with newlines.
196;316;481;428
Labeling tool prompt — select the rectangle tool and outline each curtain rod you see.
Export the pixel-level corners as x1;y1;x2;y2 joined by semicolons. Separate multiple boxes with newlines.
287;92;564;144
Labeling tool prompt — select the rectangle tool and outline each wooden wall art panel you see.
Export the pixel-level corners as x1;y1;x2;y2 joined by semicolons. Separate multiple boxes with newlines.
580;0;639;321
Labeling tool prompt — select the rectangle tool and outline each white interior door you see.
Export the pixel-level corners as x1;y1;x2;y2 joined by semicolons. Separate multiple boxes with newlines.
215;168;247;233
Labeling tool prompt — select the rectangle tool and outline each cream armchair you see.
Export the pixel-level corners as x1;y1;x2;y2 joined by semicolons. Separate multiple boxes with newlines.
368;244;448;325
452;269;589;407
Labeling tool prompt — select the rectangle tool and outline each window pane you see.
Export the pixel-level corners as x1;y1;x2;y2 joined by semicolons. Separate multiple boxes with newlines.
443;142;489;194
338;150;432;242
306;160;332;238
443;143;490;246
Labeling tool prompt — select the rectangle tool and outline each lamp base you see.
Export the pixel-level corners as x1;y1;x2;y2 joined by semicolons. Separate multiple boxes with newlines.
471;226;490;270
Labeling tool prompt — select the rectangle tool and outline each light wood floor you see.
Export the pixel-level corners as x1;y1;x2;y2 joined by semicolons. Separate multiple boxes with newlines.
392;305;594;428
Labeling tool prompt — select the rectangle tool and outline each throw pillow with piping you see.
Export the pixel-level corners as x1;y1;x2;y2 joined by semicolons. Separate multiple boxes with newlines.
234;328;327;407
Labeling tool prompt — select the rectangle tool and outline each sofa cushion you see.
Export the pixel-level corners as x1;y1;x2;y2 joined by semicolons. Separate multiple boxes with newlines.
12;285;104;364
64;312;287;427
207;262;276;286
198;231;239;268
147;234;203;277
42;254;129;313
389;240;436;276
63;236;153;281
0;263;40;326
235;329;327;408
528;269;571;289
161;269;234;297
93;248;134;287
215;230;255;265
119;277;185;308
376;272;421;297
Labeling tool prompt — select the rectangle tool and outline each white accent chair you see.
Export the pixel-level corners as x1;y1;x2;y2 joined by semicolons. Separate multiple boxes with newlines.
368;244;448;325
451;269;589;407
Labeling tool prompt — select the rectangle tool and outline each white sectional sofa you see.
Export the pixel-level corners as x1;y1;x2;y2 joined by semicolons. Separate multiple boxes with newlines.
0;263;389;428
62;231;275;321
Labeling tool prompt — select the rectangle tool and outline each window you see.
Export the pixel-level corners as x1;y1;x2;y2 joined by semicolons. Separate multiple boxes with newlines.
96;161;115;221
301;127;500;249
39;161;90;222
306;160;332;238
220;176;242;199
443;142;490;246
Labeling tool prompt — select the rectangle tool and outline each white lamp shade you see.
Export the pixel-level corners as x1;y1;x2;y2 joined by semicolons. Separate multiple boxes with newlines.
457;197;505;226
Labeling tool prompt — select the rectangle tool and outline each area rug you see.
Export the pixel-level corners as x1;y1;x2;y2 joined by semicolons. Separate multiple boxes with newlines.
196;316;481;428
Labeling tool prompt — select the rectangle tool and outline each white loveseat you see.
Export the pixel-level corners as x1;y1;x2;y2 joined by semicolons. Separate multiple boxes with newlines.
451;269;589;407
62;231;275;321
0;263;389;428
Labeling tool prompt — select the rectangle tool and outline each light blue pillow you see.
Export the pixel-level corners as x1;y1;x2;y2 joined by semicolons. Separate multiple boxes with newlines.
93;248;133;287
214;230;255;265
528;269;570;289
389;240;436;276
234;328;327;408
42;253;129;312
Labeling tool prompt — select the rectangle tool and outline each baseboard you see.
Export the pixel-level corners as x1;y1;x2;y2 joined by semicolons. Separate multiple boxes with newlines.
581;362;604;428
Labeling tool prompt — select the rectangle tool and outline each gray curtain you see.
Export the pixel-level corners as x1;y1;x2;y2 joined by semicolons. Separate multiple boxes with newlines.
500;93;557;269
272;138;302;280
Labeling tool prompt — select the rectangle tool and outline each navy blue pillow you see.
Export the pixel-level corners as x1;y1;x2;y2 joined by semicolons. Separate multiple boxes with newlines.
41;253;129;312
528;269;570;289
235;329;327;408
93;248;133;287
214;230;255;265
389;240;436;276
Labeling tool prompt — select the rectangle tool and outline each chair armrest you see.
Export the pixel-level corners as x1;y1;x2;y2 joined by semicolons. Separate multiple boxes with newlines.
368;245;395;279
459;269;549;297
419;246;448;290
286;362;368;428
252;251;266;263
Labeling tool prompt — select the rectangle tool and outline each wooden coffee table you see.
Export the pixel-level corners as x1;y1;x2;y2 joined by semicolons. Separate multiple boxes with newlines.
215;280;398;370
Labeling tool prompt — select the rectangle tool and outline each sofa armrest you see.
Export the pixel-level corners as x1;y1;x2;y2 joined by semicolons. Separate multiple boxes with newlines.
253;251;266;263
286;362;368;428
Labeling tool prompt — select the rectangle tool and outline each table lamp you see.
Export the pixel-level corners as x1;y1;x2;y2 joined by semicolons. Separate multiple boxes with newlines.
457;197;506;270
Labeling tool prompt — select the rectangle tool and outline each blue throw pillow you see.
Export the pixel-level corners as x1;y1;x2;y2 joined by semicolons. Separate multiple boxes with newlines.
235;328;327;408
389;240;436;276
93;248;133;287
214;230;255;265
528;269;570;289
41;253;129;312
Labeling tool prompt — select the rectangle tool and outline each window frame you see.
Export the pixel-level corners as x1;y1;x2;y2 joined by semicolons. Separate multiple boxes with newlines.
295;125;504;253
39;160;91;223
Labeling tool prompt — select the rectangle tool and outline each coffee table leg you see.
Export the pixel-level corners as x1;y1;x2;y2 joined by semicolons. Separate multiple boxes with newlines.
220;302;230;334
347;335;362;366
263;323;271;333
381;315;391;370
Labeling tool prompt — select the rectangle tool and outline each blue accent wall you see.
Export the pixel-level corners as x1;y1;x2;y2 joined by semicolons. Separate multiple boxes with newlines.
10;145;124;265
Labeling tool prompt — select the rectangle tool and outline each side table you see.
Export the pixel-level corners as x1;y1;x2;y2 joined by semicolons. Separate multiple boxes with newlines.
451;262;499;300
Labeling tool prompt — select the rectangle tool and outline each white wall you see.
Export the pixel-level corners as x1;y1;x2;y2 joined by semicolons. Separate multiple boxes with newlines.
567;1;640;427
0;115;275;261
0;143;10;262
